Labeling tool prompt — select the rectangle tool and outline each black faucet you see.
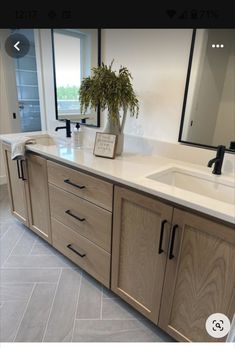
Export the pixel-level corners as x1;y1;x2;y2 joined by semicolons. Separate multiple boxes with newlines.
207;145;226;175
55;119;71;137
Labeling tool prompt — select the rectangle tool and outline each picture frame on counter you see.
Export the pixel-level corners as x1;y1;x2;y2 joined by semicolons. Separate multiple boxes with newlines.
93;132;117;159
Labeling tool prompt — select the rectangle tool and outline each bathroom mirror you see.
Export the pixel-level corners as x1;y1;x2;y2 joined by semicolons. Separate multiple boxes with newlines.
179;29;235;152
52;29;101;127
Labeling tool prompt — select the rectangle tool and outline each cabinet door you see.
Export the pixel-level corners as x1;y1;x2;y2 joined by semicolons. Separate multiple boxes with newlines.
111;186;173;324
159;208;235;342
26;154;51;243
3;146;29;226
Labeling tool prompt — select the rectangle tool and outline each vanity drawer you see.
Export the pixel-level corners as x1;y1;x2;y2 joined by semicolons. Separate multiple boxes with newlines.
52;218;110;287
47;160;113;211
49;184;112;252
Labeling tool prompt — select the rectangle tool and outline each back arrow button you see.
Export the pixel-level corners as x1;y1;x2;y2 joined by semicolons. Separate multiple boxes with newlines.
14;41;20;51
5;33;30;58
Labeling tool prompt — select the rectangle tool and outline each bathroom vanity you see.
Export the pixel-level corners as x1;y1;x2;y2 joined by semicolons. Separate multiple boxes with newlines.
1;133;235;343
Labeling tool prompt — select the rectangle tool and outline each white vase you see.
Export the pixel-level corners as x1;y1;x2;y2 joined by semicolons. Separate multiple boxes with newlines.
103;107;127;156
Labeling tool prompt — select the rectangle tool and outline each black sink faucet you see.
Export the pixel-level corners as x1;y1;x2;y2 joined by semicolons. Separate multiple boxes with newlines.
55;119;71;137
207;145;226;175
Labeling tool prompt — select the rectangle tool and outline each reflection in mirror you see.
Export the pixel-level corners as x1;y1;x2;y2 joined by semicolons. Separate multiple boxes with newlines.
179;29;235;152
52;29;100;126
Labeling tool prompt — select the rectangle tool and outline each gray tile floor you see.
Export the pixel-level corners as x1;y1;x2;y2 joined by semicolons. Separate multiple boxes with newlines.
0;184;174;342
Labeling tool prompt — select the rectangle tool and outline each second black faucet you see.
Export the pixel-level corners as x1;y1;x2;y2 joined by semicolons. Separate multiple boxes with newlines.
207;145;226;175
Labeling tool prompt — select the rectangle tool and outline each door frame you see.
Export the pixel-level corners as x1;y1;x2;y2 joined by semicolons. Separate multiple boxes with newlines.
34;29;47;131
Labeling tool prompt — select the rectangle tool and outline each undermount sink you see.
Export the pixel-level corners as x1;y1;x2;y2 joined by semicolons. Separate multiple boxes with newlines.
32;135;71;147
146;166;235;205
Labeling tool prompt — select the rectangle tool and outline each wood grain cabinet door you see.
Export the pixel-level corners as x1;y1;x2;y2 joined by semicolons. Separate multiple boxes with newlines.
111;186;173;324
26;154;51;243
3;146;29;226
159;208;235;342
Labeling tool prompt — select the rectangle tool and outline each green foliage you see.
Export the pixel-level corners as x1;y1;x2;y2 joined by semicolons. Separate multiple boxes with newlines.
57;85;79;100
79;61;139;120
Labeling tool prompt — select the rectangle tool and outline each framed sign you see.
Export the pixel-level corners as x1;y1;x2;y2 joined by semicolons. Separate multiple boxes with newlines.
93;132;117;159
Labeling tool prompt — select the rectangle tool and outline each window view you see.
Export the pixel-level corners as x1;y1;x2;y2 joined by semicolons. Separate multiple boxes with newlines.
52;28;99;124
53;30;81;117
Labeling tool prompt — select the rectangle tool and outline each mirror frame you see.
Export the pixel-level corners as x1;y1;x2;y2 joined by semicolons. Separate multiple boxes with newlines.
51;28;101;127
178;29;234;153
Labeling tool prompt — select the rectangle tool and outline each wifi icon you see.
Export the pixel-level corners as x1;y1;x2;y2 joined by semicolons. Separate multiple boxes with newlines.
166;9;177;18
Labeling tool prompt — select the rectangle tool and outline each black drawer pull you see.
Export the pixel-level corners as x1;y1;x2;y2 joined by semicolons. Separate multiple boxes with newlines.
20;160;26;181
64;179;85;189
65;209;86;222
158;219;167;254
169;224;178;260
16;160;22;179
67;244;86;258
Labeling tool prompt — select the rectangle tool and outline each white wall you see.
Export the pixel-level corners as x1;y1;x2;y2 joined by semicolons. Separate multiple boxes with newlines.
102;29;192;141
38;29;61;132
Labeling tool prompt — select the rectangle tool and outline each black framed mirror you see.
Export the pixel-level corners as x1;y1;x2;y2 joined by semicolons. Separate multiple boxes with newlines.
52;28;101;127
179;29;235;152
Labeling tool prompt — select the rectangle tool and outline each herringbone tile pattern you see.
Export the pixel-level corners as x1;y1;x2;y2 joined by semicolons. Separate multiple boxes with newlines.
0;185;174;342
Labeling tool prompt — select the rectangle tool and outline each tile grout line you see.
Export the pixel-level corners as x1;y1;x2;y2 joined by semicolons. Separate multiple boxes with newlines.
0;299;34;303
74;318;141;321
30;247;58;256
0;281;60;285
41;268;63;342
100;286;103;320
1;229;26;268
12;282;36;342
28;236;39;255
75;324;147;334
0;224;11;241
71;270;83;342
1;267;75;269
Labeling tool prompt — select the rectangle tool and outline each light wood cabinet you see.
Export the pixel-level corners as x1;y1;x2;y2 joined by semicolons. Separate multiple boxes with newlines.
26;153;51;243
48;160;113;287
112;186;235;342
159;208;235;342
47;160;113;211
2;145;51;242
49;184;111;252
3;144;29;226
111;186;173;324
52;218;110;287
3;144;235;342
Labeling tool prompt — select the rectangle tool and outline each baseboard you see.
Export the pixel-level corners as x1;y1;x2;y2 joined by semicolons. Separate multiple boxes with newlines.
0;175;7;185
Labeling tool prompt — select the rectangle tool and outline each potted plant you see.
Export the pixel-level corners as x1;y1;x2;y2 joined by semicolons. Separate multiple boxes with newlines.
79;61;139;155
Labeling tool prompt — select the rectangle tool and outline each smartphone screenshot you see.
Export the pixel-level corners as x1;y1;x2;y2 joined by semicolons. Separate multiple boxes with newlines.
0;5;234;347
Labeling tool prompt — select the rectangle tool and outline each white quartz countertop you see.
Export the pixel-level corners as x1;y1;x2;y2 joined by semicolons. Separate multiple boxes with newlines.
1;132;235;224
